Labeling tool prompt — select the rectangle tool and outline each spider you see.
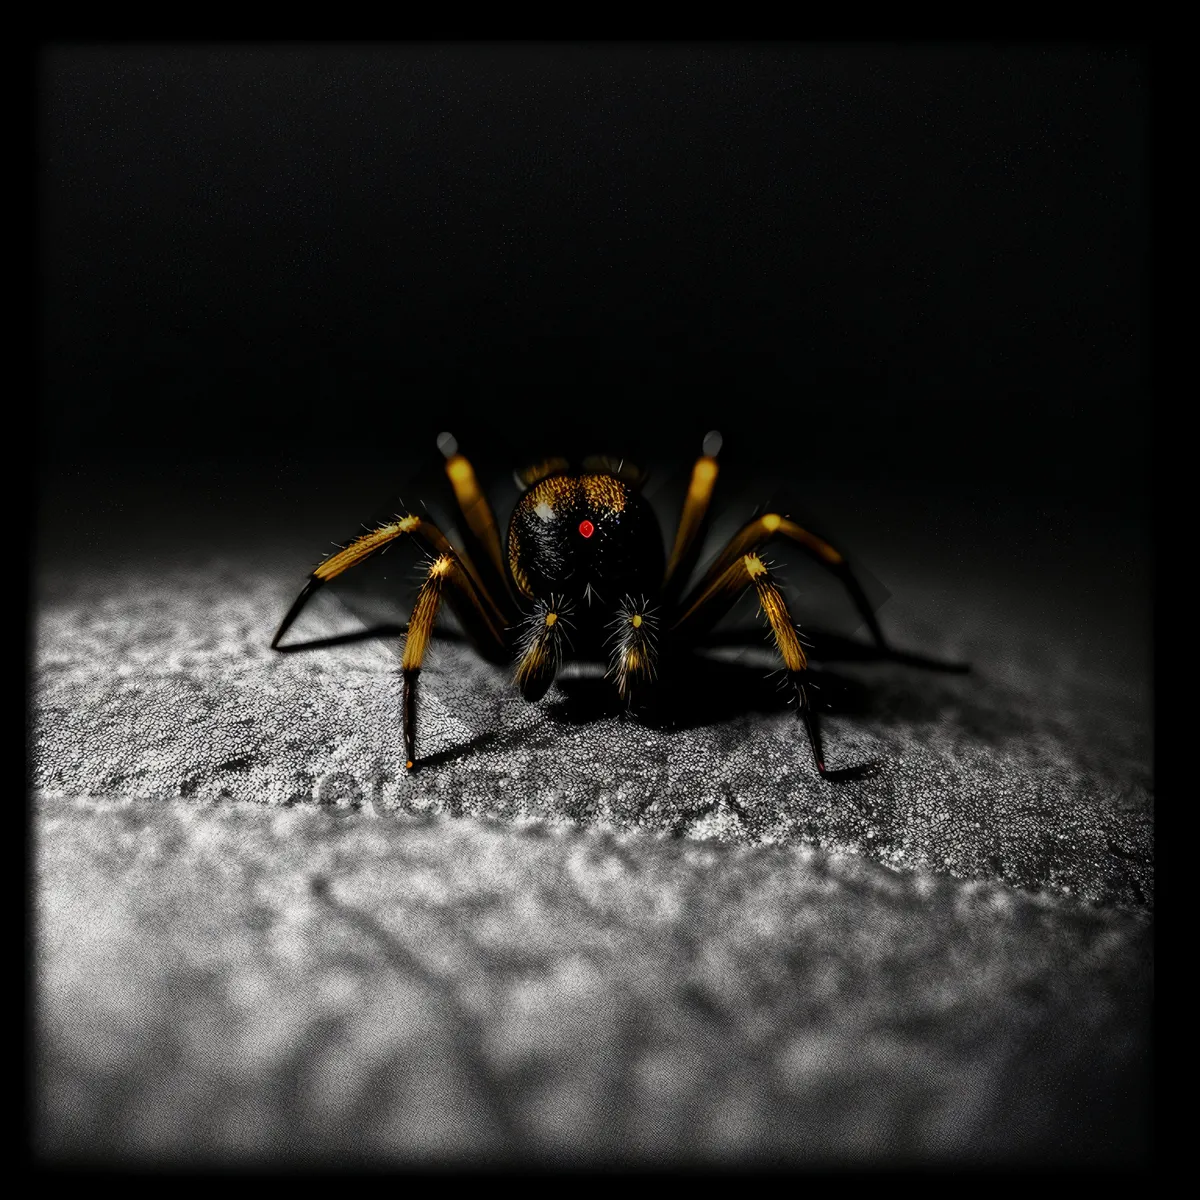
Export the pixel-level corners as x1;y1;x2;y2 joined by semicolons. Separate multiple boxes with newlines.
271;431;945;781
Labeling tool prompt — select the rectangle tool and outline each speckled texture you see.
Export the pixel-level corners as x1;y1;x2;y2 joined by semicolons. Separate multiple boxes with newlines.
34;559;1152;910
32;485;1153;1166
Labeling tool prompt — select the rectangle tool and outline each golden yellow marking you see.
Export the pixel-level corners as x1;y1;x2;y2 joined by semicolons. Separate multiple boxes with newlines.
673;531;819;667
511;559;533;598
612;637;658;698
446;457;473;486
545;612;558;626
313;516;505;657
631;614;642;628
444;454;507;581
748;564;807;672
401;558;450;672
664;455;719;586
537;476;577;509
398;552;508;667
515;641;548;689
314;516;419;581
688;514;844;595
743;554;768;579
405;760;414;771
581;474;626;514
512;470;633;596
774;517;842;563
508;527;534;598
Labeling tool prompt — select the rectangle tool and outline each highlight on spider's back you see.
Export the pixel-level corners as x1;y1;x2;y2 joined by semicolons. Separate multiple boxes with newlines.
271;432;967;780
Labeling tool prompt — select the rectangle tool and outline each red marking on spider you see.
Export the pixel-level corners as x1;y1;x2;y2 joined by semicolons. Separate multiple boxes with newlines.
578;520;595;539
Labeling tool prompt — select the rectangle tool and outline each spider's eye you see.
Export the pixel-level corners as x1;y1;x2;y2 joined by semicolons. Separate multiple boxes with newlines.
578;519;595;539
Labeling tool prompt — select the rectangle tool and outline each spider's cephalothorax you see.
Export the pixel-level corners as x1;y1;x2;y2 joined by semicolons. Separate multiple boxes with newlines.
510;472;664;616
272;433;952;780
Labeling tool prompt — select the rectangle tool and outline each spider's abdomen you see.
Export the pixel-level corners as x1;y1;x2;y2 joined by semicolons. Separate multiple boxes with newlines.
508;473;664;611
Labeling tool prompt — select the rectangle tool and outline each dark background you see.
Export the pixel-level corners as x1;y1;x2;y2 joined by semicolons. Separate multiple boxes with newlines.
39;43;1148;511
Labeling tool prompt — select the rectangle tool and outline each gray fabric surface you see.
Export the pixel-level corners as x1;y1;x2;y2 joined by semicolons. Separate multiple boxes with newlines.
32;480;1152;1166
37;793;1147;1166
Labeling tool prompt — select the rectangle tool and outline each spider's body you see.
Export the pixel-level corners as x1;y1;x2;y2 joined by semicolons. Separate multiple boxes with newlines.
510;472;662;626
272;434;945;780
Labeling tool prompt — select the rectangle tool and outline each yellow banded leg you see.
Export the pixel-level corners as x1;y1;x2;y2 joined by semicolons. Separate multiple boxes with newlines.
514;598;573;702
663;431;722;599
674;552;870;779
400;553;508;770
744;554;883;779
743;555;807;673
675;511;886;650
606;596;660;704
439;433;512;609
740;554;829;776
272;511;507;650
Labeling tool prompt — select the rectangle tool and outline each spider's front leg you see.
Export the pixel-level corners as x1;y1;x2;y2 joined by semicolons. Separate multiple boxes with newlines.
671;552;878;781
513;596;574;702
269;489;512;771
271;518;507;771
400;552;508;770
605;595;661;709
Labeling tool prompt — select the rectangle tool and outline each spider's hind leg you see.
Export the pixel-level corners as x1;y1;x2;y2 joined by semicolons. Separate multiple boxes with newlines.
662;430;723;605
437;432;517;615
676;510;891;652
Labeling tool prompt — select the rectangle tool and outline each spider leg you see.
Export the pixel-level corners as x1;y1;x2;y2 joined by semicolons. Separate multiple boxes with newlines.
513;596;574;702
662;430;722;603
401;552;509;770
673;552;878;781
675;511;889;651
437;432;517;615
605;595;661;706
271;510;507;651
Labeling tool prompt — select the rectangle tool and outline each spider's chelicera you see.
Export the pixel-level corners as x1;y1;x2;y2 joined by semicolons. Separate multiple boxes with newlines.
272;433;940;781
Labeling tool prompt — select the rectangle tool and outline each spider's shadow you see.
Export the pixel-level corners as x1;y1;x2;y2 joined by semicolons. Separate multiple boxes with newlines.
545;655;820;729
545;626;969;731
276;620;968;726
271;623;413;654
275;616;972;781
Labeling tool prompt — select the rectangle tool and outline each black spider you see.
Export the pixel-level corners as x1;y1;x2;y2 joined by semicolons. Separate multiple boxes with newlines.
272;432;963;781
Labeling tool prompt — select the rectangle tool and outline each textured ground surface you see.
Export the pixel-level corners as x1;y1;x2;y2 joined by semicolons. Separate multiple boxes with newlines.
32;467;1153;1166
